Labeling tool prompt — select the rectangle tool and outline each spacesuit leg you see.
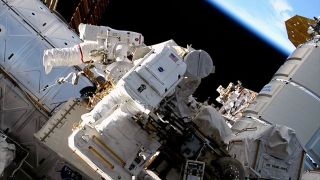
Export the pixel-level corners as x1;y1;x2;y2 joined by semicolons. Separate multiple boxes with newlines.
81;88;125;125
94;100;140;132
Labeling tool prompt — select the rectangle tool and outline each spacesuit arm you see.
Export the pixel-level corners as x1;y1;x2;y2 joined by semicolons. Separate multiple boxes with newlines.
43;41;101;74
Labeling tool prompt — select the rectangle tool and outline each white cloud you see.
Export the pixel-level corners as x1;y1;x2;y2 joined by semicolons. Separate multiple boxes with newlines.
234;6;293;52
270;0;293;21
268;0;295;52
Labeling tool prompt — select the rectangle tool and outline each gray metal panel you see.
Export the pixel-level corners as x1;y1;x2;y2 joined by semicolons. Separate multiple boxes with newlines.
306;129;320;166
290;46;320;97
34;100;102;180
267;43;320;167
287;46;312;60
255;82;320;167
0;0;94;178
244;80;283;118
0;0;92;112
243;78;320;167
0;43;89;180
259;83;319;145
274;61;299;77
302;171;320;180
274;45;320;97
6;0;58;34
13;110;52;169
0;74;57;176
6;0;80;48
0;74;36;131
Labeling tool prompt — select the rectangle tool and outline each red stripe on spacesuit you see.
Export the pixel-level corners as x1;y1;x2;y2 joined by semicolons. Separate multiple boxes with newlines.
78;44;84;63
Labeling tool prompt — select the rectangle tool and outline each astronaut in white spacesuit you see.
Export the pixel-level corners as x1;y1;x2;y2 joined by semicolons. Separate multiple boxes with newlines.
43;23;144;74
43;24;238;179
42;24;223;138
43;24;147;132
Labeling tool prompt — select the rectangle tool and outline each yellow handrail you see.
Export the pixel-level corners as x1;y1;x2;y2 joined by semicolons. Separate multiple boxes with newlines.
92;135;126;167
88;146;114;170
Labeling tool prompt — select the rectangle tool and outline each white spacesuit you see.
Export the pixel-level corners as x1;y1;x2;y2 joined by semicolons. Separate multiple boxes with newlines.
42;23;190;132
43;24;223;179
43;23;144;74
42;22;227;139
82;40;188;132
0;136;15;176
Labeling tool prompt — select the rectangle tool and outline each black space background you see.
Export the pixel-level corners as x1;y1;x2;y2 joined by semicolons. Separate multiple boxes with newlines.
57;0;289;104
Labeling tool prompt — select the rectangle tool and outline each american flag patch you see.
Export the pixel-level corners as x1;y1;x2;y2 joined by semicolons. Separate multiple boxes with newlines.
169;53;179;62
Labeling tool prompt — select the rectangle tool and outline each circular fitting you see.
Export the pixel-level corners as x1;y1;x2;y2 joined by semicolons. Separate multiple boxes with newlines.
0;24;6;37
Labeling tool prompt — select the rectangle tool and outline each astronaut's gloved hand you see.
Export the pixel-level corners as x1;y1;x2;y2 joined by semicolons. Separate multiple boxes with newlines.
80;113;98;127
89;46;117;65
